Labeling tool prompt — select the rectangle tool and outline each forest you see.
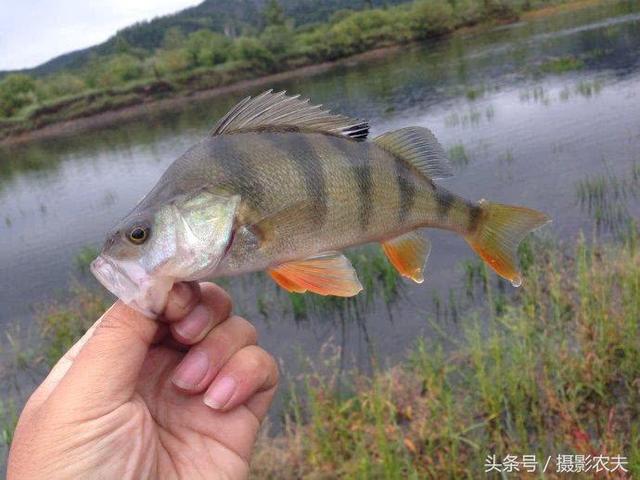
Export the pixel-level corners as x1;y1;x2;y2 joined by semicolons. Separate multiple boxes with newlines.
0;0;557;130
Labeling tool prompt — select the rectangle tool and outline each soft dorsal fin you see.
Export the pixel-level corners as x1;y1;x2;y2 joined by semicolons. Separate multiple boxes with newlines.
381;231;431;283
268;252;363;297
210;90;369;140
374;127;453;179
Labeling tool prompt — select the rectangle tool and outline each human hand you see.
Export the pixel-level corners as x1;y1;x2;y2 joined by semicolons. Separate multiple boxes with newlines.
7;282;278;480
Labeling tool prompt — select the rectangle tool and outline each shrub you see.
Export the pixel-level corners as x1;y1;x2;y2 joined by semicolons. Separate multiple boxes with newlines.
411;0;455;38
0;74;37;118
185;30;233;67
36;73;87;100
153;49;191;76
84;54;145;88
233;37;275;71
260;25;295;58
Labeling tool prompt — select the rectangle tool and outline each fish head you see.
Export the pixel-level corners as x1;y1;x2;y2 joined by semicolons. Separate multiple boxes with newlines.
91;191;240;317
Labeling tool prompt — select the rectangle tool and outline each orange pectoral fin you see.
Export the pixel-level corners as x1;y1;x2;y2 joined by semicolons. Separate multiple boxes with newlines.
381;231;431;283
268;252;363;297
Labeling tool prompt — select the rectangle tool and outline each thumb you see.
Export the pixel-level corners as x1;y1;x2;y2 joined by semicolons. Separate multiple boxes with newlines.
49;301;159;412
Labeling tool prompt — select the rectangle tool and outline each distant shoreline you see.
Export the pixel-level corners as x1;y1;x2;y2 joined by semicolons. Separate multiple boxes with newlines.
0;45;404;147
0;0;608;147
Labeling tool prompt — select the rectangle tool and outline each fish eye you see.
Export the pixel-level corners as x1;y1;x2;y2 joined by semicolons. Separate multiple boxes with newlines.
128;226;149;245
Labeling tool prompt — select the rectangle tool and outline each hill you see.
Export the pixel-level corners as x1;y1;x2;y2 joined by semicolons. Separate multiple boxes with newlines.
9;0;410;77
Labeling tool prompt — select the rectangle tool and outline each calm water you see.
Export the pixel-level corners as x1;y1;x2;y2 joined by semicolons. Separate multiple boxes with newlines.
1;2;640;375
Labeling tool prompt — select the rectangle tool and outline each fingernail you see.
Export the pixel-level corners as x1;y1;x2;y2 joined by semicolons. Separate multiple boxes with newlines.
174;304;210;340
204;376;236;410
172;350;209;389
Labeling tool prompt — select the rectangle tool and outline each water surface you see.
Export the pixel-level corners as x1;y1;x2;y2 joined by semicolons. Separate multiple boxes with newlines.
1;2;639;375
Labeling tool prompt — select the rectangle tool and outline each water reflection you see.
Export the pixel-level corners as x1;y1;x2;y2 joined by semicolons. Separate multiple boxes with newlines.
0;1;639;372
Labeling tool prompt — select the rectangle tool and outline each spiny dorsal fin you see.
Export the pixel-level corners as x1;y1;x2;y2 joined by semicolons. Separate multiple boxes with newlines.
268;252;363;297
381;231;431;283
374;127;453;179
210;90;369;140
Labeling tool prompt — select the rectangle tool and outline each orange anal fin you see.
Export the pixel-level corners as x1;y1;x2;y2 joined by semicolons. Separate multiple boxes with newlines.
268;252;363;297
381;231;431;284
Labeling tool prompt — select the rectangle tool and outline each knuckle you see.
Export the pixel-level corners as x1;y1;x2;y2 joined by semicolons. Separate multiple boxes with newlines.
98;302;154;344
212;330;233;349
202;283;233;318
242;350;263;372
235;317;258;344
170;282;199;311
245;346;278;382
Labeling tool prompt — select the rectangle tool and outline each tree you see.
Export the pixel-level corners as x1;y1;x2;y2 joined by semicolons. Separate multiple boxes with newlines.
185;30;232;67
162;27;186;50
114;33;132;54
264;0;286;27
233;37;275;71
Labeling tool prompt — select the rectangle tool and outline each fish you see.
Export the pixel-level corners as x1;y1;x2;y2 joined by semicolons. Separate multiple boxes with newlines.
91;90;550;317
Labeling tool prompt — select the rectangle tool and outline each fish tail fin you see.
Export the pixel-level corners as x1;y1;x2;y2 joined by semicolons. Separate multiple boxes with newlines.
465;200;550;287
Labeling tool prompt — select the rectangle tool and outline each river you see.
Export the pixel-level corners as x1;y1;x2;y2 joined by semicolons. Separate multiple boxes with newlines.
1;1;639;391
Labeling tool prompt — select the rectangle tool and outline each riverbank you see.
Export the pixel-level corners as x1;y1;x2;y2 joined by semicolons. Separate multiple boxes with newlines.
0;0;609;147
3;232;638;477
0;46;404;147
251;232;640;477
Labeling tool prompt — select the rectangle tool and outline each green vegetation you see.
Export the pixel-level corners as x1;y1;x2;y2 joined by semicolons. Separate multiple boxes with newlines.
447;143;470;167
74;246;100;272
3;228;640;476
576;163;640;235
538;55;585;74
37;286;110;367
252;230;640;477
0;0;589;139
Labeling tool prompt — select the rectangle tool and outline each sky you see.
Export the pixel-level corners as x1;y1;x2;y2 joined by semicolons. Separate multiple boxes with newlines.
0;0;201;71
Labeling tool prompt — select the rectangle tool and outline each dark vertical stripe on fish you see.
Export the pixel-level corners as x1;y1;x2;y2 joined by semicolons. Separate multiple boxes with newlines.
267;134;328;228
205;137;264;210
394;158;416;224
436;188;456;221
467;204;483;233
353;163;373;231
326;135;373;232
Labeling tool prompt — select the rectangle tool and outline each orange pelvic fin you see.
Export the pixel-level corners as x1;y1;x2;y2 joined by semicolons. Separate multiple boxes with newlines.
381;231;431;283
268;252;363;297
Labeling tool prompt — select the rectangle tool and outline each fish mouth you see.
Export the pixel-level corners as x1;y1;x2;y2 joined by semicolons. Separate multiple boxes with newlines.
91;255;174;318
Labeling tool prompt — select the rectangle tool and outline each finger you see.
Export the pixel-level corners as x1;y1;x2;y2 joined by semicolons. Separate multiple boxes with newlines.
161;282;201;323
171;315;257;392
170;283;232;345
50;301;159;413
33;282;201;407
203;345;279;418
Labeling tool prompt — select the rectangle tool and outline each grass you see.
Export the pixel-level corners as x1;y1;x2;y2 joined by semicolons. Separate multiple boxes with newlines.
575;162;640;235
448;143;471;167
3;227;640;477
37;285;109;367
74;245;100;272
251;229;640;478
0;399;19;448
538;55;585;74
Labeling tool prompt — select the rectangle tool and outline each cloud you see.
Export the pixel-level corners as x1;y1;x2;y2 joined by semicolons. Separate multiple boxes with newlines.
0;0;201;71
